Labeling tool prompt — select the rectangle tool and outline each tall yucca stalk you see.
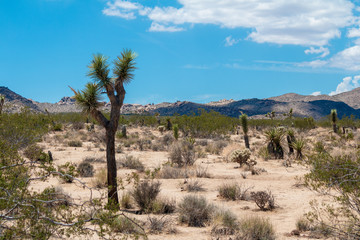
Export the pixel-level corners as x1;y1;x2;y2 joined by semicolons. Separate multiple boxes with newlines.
240;114;250;149
70;49;136;208
331;109;337;133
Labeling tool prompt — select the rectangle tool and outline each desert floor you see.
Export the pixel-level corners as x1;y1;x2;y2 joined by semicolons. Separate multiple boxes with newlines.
34;125;350;240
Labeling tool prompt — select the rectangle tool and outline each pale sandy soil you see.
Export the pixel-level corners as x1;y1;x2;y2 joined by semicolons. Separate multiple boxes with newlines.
33;126;356;240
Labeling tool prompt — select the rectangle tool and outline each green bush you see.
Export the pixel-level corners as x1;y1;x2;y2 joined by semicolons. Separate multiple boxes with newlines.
131;180;161;212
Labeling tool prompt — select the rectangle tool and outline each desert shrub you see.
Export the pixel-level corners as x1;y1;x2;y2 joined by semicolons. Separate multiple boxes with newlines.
237;216;275;240
57;162;78;183
83;156;105;163
120;192;132;209
178;195;214;227
205;140;228;155
161;133;174;146
52;123;63;131
91;168;107;188
186;179;205;192
72;122;84;130
110;216;143;234
346;131;354;140
131;180;161;212
304;152;360;238
77;161;94;177
294;117;315;130
156;166;190;179
296;217;311;232
218;183;252;201
0;110;50;148
169;140;196;167
148;216;168;234
195;165;211;178
258;146;270;161
265;127;285;159
150;197;176;214
251;191;275;211
23;144;51;162
196;139;208;146
42;186;73;207
211;209;238;235
313;141;326;154
118;155;145;172
68;140;82;147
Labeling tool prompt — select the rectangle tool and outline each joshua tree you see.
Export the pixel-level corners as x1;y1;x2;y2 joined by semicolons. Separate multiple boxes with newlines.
240;114;250;149
70;50;136;207
0;95;4;115
331;109;337;133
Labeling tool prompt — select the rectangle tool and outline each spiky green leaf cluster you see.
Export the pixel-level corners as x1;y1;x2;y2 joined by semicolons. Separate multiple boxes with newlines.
72;83;102;115
113;49;137;84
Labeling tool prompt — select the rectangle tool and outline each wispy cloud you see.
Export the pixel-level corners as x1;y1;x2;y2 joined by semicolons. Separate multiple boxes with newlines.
149;22;184;32
183;64;210;70
224;36;240;47
305;46;330;58
103;0;356;46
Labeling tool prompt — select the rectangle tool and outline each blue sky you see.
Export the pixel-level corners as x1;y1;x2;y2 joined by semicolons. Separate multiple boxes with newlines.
1;0;360;104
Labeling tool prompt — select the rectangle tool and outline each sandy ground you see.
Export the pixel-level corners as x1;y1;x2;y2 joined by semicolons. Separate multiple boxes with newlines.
33;125;352;240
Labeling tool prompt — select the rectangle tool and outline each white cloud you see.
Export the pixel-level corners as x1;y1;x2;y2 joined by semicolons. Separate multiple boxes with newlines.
102;0;141;19
329;75;360;96
149;22;184;32
329;45;360;71
103;0;356;45
224;36;240;47
304;46;330;58
311;91;321;96
347;28;360;37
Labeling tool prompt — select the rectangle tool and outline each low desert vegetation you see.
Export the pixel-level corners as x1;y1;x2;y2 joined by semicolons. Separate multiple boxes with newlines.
3;104;360;239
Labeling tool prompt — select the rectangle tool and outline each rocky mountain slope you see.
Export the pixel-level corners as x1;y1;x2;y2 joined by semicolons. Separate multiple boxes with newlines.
1;86;360;119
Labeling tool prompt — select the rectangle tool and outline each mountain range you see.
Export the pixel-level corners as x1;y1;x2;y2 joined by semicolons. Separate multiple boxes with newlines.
1;86;360;119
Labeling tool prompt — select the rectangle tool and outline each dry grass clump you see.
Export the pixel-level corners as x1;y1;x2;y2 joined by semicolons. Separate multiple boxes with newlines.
68;140;83;147
131;180;161;213
169;140;196;167
117;155;145;172
211;208;238;236
149;197;176;214
205;140;228;155
178;195;214;227
71;122;84;130
120;192;133;209
91;168;107;188
218;183;252;201
236;216;276;240
77;161;94;177
195;165;211;178
157;166;191;179
147;216;169;234
185;179;205;192
83;156;105;163
43;186;72;207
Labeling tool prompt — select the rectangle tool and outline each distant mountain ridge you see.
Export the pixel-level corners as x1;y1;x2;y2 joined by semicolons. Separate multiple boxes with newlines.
1;86;360;119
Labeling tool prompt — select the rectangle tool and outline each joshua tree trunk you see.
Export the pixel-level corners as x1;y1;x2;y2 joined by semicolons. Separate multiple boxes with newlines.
287;136;294;155
333;123;337;134
244;135;250;149
106;128;118;205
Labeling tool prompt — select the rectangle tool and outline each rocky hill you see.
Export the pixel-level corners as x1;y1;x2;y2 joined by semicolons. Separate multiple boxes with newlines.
2;86;360;119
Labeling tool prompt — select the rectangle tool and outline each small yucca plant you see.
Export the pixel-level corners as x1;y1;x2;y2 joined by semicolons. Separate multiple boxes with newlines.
291;138;306;160
265;127;285;159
